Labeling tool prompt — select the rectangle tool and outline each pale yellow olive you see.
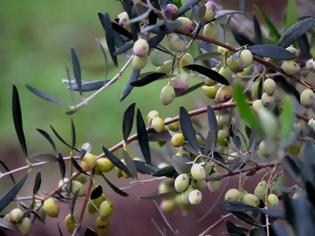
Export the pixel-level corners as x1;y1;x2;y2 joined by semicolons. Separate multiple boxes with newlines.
263;78;277;96
203;22;219;39
300;88;314;108
191;163;206;180
95;157;114;173
151;116;165;133
188;189;202;205
160;84;175;105
242;193;260;207
171;133;185;147
160;198;176;213
174;173;190;193
281;60;300;75
64;214;77;233
80;152;97;172
267;194;279;208
179;53;194;68
201;85;218;99
43;197;60;218
224;188;242;202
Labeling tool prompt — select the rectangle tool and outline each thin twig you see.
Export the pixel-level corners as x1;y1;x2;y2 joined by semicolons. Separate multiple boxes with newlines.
199;213;232;236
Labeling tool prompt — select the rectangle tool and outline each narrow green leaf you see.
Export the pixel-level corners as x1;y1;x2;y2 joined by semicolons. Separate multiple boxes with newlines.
122;103;136;142
136;109;151;164
26;84;65;106
102;174;128;197
285;0;298;28
70;48;82;95
90;186;103;200
57;153;66;179
233;84;262;132
33;172;41;195
36;129;56;152
280;96;294;140
102;147;132;177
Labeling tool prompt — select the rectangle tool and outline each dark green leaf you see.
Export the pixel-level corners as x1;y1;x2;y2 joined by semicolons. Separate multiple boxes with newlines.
147;130;172;142
122;103;136;142
70;119;76;148
249;228;265;236
31;153;57;162
179;106;200;152
70;190;79;216
305;181;315;209
33;172;41;195
131;72;167;87
285;0;298;28
90;185;103;200
71;157;89;176
65;79;108;92
283;156;302;182
129;9;151;24
98;12;118;66
26;84;65;106
220;201;260;214
152;166;177;177
122;150;138;179
176;0;200;17
232;212;263;227
36;128;56;152
225;220;247;236
134;160;157;174
120;69;140;101
278;17;315;48
12;85;28;157
102;147;132;177
112;22;133;39
114;41;133;55
148;31;166;48
102;174;128;197
253;15;262;44
183;64;230;85
297;34;311;59
232;30;254;46
57;153;66;179
0;175;28;212
175;82;204;97
70;48;82;95
84;228;97;236
205;105;218;154
248;45;296;60
50;125;79;151
136;109;151;164
0;160;15;184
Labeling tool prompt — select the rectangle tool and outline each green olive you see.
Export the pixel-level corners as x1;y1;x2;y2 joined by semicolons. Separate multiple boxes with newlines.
71;180;85;196
80;152;97;172
168;33;187;53
131;55;147;70
281;60;300;75
203;22;219;39
201;85;218;99
179;53;194;68
95;216;110;236
174;174;190;193
261;92;275;108
160;198;176;213
215;86;233;103
188;189;202;205
218;66;233;81
160;84;175;105
242;193;259;207
133;38;149;57
159;181;172;194
216;113;231;129
64;214;77;233
224;188;242;202
151;116;165;133
17;217;31;235
43;197;60;218
267;194;279;208
254;180;267;200
217;129;229;146
164;117;179;131
95;157;114;173
207;179;222;192
99;200;113;219
252;99;264;112
88;194;107;214
239;49;253;68
171;133;185;147
263;78;276;96
191;163;206;180
300;88;314;108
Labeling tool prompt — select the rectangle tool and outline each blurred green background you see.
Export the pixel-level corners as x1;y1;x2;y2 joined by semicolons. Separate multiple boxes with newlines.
0;0;201;156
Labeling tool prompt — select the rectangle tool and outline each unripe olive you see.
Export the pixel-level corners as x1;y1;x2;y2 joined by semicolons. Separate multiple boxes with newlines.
179;53;194;68
80;152;97;172
201;85;218;99
204;76;217;86
261;92;275;108
207;179;222;192
252;99;264;112
242;193;259;207
300;88;314;108
239;49;253;68
88;194;107;214
159;181;172;194
43;197;59;218
215;86;233;103
160;84;175;105
95;216;110;236
95;157;114;173
174;174;190;193
217;45;228;54
147;110;160;124
218;66;233;81
257;108;278;139
151;116;165;133
191;163;206;180
254;180;267;200
267;193;279;208
224;188;242;202
188;189;202;205
72;173;87;184
163;3;178;19
226;54;243;72
160;198;176;213
181;186;194;204
281;60;300;75
263;78;276;96
171;133;185;147
177;17;194;33
131;55;147;70
203;0;218;21
117;11;129;26
156;61;173;74
64;214;77;233
17;217;31;235
71;180;85;196
9;208;23;224
216;113;231;129
168;34;187;53
203;22;219;39
164;117;179;131
258;140;272;157
99;200;113;219
34;200;46;220
171;74;189;92
133;38;149;57
194;179;207;189
217;129;229;146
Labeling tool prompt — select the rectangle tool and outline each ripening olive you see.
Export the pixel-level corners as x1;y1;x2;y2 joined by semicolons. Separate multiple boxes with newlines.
163;3;178;19
177;17;194;33
151;116;165;133
171;74;189;92
95;157;114;173
147;110;160;124
131;55;147;70
174;174;190;193
224;188;242;202
43;198;60;218
160;84;175;105
95;216;110;236
167;33;187;53
17;217;31;235
117;11;129;26
242;193;259;207
160;198;176;213
263;78;276;96
239;49;253;68
9;208;23;224
203;0;217;21
171;133;185;147
281;60;300;75
203;22;219;39
207;179;222;192
80;152;97;172
215;86;233;103
179;53;194;68
188;189;202;205
254;180;267;200
191;163;206;180
201;85;218;99
64;214;77;233
133;38;149;57
99;200;113;219
267;194;279;208
300;88;314;108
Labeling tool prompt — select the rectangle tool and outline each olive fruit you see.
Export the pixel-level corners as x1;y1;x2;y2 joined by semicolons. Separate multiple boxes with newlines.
224;188;242;202
9;208;23;224
226;54;243;72
71;180;85;196
160;84;175;105
252;100;264;112
88;194;107;214
201;85;218;99
171;133;185;147
300;88;314;108
177;17;194;33
215;86;233;103
131;55;147;70
203;0;217;21
179;53;194;68
151;116;165;133
216;113;231;129
263;78;276;96
133;38;149;57
254;180;267;200
217;129;229;146
64;214;77;233
43;197;60;217
203;22;219;39
207;179;222;192
160;199;176;213
17;217;31;235
267;194;279;208
171;74;189;92
117;11;129;26
204;75;218;86
242;193;259;207
156;61;173;74
174;174;190;193
163;3;178;19
80;152;97;172
281;60;300;75
191;163;206;180
194;179;207;190
261;92;275;108
239;49;253;68
99;200;113;219
188;189;202;205
95;157;114;173
147;110;160;124
164;117;179;131
33;200;46;220
95;216;110;236
159;181;172;194
258;140;272;157
73;173;87;184
167;33;187;53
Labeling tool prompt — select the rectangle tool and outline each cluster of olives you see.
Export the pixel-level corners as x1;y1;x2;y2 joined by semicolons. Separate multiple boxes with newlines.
4;208;32;235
